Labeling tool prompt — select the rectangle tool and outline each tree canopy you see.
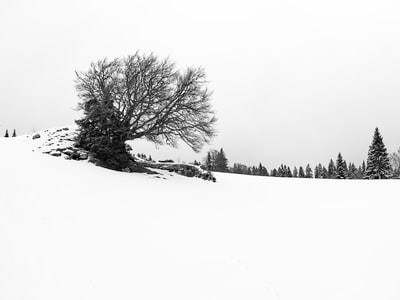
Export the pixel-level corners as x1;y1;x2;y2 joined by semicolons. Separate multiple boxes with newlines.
75;52;217;170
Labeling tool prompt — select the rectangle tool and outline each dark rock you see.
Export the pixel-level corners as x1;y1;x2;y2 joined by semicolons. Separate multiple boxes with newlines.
32;133;41;139
71;152;81;160
158;159;174;163
62;149;74;156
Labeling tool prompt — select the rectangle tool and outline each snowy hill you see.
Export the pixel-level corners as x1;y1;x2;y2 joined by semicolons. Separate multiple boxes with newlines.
1;130;400;300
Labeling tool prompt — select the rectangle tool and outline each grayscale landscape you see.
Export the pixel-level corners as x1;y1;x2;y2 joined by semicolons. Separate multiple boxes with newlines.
1;1;400;300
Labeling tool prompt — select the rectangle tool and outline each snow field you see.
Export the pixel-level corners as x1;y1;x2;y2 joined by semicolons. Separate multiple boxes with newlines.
1;135;400;300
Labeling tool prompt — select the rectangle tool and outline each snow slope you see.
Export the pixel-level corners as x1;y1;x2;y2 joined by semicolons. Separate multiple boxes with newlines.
1;131;400;300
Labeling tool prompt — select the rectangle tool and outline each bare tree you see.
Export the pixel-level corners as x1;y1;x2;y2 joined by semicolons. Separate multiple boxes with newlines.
389;148;400;178
75;52;217;170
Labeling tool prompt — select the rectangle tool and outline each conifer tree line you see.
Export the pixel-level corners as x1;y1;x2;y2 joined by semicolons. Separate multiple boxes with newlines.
204;127;396;179
3;129;17;137
204;148;229;172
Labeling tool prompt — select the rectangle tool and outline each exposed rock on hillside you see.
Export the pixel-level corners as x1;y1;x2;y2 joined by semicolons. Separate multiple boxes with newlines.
28;126;215;181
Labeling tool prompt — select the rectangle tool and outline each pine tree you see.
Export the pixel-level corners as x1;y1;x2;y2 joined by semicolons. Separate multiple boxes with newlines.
252;166;257;175
366;127;391;179
343;160;348;176
298;166;305;178
305;164;313;178
293;166;298;178
356;166;362;179
233;163;248;174
336;153;346;179
277;164;284;177
205;152;212;171
314;165;319;179
321;166;328;178
259;165;263;176
287;166;293;177
348;162;357;179
389;148;400;178
214;148;228;172
361;160;366;177
4;129;9;138
259;163;269;176
327;159;336;179
283;164;289;177
12;129;16;137
347;162;353;179
318;163;323;178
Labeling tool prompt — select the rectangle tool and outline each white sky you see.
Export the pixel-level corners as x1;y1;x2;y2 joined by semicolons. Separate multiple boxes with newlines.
1;0;400;169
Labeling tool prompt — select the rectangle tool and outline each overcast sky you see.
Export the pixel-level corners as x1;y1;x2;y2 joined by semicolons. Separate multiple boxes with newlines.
1;0;400;169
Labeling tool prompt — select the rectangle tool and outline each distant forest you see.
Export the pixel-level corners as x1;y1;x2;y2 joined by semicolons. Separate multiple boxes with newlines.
203;127;399;180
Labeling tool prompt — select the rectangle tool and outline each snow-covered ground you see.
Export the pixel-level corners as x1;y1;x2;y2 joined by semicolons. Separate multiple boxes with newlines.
1;130;400;300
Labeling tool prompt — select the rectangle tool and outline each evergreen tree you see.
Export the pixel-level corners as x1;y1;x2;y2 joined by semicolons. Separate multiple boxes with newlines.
293;166;298;178
305;164;313;178
4;129;9;138
366;127;391;179
193;160;201;166
314;165;319;179
336;153;346;179
343;160;348;176
252;166;257;175
232;163;238;173
12;129;16;137
204;149;219;171
348;162;357;179
298;166;305;178
321;166;328;178
317;163;323;178
287;166;293;177
247;167;252;175
361;160;366;177
205;152;212;171
215;148;229;172
347;162;353;178
284;165;289;177
232;163;248;174
75;77;130;170
256;163;262;175
327;159;336;179
357;166;362;179
389;148;400;178
277;164;284;177
259;163;269;176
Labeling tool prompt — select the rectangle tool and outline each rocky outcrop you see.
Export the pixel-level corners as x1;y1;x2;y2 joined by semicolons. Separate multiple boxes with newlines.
34;126;215;181
142;162;216;182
